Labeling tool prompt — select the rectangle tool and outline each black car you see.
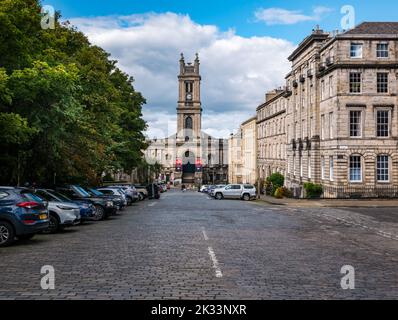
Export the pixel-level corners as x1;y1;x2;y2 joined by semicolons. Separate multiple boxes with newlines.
146;183;160;200
0;187;49;247
85;187;125;211
56;185;116;221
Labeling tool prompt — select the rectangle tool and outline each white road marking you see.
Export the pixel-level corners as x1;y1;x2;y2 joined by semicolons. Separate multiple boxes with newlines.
202;228;209;241
148;202;157;207
316;213;398;242
208;247;223;278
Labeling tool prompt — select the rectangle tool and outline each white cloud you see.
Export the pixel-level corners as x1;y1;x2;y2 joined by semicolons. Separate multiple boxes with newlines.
68;13;295;138
255;6;333;26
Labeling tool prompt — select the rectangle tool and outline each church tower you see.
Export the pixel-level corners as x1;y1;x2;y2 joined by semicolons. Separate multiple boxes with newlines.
177;53;202;141
175;53;203;185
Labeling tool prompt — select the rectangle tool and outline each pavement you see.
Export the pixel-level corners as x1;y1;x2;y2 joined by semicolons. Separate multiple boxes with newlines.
0;190;397;300
259;194;398;208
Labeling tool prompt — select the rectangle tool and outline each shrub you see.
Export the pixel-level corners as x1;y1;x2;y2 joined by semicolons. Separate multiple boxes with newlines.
281;187;293;198
267;173;285;196
303;183;323;199
274;186;293;199
274;187;284;199
264;180;273;196
267;173;285;188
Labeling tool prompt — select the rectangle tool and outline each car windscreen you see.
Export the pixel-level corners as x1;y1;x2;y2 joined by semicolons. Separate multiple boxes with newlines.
72;186;91;197
48;190;72;202
88;188;103;196
98;189;113;195
20;191;44;202
34;190;52;201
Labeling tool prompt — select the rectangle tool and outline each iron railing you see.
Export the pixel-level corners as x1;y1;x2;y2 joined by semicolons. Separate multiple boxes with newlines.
321;185;398;199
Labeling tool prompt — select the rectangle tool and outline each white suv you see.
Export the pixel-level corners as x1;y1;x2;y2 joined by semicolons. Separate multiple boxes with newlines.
33;189;81;233
213;184;256;201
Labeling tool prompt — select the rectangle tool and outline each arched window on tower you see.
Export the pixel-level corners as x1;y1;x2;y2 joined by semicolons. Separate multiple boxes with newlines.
185;116;193;129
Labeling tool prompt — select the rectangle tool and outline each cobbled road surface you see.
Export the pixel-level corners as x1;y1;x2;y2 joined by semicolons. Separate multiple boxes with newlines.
0;190;397;300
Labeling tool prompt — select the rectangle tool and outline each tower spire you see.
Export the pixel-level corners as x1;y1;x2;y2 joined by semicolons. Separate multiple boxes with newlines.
194;52;200;74
180;53;185;75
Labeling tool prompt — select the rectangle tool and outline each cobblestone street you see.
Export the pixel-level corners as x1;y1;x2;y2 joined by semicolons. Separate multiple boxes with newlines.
0;190;397;300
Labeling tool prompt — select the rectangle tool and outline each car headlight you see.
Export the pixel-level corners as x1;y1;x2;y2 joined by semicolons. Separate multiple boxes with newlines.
106;201;113;207
56;205;75;210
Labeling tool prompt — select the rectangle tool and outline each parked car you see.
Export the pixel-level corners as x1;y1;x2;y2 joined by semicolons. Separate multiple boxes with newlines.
134;185;148;201
31;189;81;233
209;185;227;197
96;187;128;209
200;185;209;193
35;189;96;222
0;187;49;247
213;184;256;201
56;185;116;220
106;185;139;205
205;185;215;194
85;187;125;211
146;183;160;199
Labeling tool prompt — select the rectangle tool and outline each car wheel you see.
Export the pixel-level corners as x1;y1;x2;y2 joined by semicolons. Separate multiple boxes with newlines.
17;234;35;241
126;197;132;206
44;214;60;234
215;193;223;200
242;193;250;201
0;221;15;247
93;205;105;221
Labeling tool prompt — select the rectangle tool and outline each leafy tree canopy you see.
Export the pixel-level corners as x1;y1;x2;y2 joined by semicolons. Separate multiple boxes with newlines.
0;0;147;185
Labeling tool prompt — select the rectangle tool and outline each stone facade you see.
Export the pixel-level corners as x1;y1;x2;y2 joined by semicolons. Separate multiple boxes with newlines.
228;130;243;184
145;54;228;186
257;22;398;197
241;117;257;184
257;90;288;181
228;117;257;184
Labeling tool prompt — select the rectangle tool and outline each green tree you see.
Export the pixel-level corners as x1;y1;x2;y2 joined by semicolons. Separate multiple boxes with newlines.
0;0;147;186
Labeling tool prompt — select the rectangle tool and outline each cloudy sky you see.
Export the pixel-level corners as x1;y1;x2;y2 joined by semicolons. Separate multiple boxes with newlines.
43;0;398;138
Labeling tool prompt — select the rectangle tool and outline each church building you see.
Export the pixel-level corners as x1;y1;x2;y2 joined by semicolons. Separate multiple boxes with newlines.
145;54;228;186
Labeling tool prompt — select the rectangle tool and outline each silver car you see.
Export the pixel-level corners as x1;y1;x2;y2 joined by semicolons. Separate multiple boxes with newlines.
107;185;139;204
97;187;128;208
34;189;81;233
209;185;226;197
213;184;256;201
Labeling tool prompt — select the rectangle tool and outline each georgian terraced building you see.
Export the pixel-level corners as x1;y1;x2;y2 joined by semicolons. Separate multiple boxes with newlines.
257;89;288;181
257;22;398;197
228;116;257;184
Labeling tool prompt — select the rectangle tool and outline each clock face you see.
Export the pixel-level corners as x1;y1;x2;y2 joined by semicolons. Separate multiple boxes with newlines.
186;93;192;100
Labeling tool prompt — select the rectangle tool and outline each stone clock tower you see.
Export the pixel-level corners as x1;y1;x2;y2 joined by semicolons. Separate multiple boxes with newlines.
177;53;202;141
176;53;203;184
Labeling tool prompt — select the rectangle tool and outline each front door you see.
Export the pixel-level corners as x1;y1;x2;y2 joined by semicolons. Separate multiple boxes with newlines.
182;151;195;182
230;185;242;198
